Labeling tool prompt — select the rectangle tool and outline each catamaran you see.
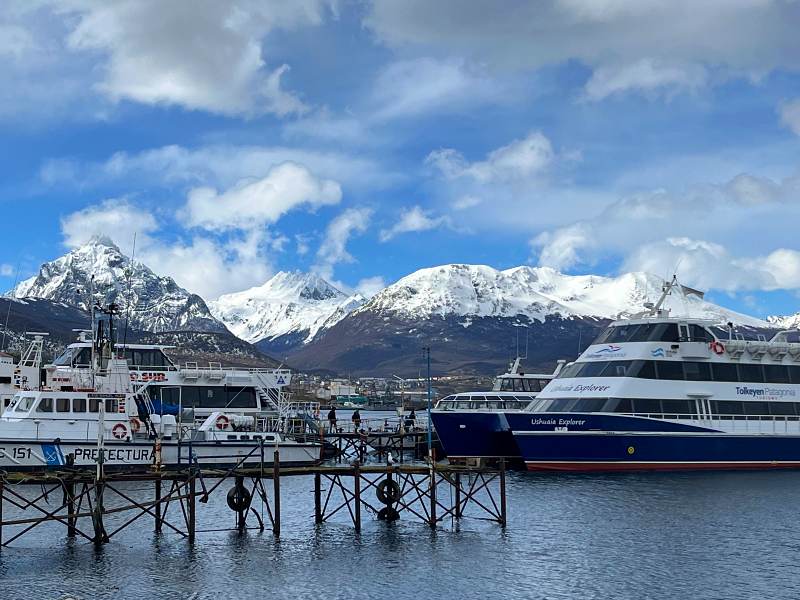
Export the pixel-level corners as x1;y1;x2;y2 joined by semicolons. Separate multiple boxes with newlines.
431;359;563;462
0;305;321;471
508;276;800;471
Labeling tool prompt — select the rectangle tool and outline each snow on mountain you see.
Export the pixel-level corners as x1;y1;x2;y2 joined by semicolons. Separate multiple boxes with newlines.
209;271;365;345
767;313;800;329
355;264;768;327
11;236;227;334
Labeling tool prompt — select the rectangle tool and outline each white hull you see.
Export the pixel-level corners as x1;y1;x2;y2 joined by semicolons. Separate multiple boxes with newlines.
0;438;321;470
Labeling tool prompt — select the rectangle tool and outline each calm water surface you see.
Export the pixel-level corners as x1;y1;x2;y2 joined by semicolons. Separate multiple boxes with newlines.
2;469;800;599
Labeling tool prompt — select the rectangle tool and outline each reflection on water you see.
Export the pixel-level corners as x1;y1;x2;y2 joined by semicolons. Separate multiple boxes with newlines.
2;470;800;599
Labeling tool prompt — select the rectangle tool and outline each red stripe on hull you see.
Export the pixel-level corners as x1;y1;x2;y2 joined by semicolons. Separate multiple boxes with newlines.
525;461;800;472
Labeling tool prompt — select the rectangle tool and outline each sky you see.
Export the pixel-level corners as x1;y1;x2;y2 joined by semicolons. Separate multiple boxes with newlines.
1;0;800;317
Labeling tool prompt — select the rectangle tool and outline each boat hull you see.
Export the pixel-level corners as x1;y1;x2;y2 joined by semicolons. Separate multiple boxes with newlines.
507;412;800;472
431;410;520;460
0;438;321;471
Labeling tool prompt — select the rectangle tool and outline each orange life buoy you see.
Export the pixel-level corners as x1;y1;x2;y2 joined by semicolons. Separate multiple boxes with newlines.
215;414;230;430
112;423;128;439
129;417;141;433
710;341;725;355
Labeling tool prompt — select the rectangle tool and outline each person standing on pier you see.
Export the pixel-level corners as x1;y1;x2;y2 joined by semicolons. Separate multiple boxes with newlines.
352;408;362;431
328;406;337;433
406;408;417;430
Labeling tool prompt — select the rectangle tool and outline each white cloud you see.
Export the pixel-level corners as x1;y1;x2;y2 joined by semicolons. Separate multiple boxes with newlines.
0;263;15;277
779;99;800;136
623;237;800;292
452;195;482;210
584;59;707;101
62;0;327;116
379;205;447;242
355;275;386;298
531;223;594;271
427;131;554;183
182;161;341;231
364;0;800;98
313;207;372;281
41;143;395;193
371;57;506;121
60;198;159;250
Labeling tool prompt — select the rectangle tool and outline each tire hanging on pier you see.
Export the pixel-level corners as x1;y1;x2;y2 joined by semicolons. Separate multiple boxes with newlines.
376;479;401;505
227;485;252;512
377;506;400;522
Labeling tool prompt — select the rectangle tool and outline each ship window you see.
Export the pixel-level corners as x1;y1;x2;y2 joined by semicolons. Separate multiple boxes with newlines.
655;361;684;380
615;398;634;412
661;399;695;414
790;367;800;385
15;396;34;412
74;348;91;367
486;396;504;409
538;379;551;389
630;360;657;379
770;402;797;416
455;399;472;409
684;362;711;381
72;398;86;412
569;399;607;412
56;398;70;412
603;361;633;377
711;401;744;416
558;363;581;378
53;348;73;366
688;325;714;342
711;363;738;382
738;364;765;383
651;323;680;342
742;401;769;416
105;399;117;413
631;398;662;413
225;387;257;409
89;398;100;413
500;378;513;391
37;397;53;413
764;365;790;384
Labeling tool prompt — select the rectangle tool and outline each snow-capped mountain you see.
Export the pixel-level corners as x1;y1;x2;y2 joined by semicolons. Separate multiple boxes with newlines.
11;236;227;334
767;313;800;329
355;264;767;326
209;271;365;352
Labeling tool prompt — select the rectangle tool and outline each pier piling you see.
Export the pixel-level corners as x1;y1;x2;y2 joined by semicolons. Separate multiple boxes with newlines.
273;451;281;538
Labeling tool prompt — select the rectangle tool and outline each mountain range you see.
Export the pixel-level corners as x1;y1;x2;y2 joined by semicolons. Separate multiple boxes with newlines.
5;237;794;375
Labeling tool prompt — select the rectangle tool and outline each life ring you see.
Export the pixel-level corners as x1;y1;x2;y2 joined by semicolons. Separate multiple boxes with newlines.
129;417;141;433
226;485;252;512
376;479;401;505
215;414;230;430
709;341;725;355
112;423;128;440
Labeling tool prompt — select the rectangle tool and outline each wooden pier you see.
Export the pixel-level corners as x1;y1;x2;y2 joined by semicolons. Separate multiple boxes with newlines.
0;455;506;547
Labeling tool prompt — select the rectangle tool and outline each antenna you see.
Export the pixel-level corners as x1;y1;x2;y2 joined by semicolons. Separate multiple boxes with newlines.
1;260;21;352
121;232;137;353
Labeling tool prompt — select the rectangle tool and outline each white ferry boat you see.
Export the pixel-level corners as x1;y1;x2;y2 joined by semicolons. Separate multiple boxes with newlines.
507;277;800;471
431;359;563;460
0;307;321;471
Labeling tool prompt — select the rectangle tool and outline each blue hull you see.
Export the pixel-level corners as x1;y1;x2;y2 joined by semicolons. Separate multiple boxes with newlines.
431;411;519;459
507;412;800;471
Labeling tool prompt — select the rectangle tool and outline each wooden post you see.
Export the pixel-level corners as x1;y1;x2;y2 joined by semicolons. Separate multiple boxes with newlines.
66;479;76;538
0;479;3;546
314;472;322;524
353;463;361;532
499;458;507;527
92;479;106;546
188;473;196;543
454;472;462;519
235;475;246;533
154;478;162;533
273;450;281;538
429;450;437;528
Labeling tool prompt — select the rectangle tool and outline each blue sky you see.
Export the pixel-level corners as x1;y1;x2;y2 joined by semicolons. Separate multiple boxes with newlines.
1;1;800;317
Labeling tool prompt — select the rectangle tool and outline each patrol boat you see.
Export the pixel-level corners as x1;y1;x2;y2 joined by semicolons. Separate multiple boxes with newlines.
507;277;800;471
431;359;563;463
0;305;321;471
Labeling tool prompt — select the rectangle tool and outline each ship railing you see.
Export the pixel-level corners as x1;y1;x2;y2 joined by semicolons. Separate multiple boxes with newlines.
630;412;800;434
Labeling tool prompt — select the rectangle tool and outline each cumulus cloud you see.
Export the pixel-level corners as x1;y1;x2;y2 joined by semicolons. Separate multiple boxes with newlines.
379;205;448;242
623;237;800;292
182;161;341;231
62;0;327;116
61;198;159;250
364;0;800;98
427;131;554;183
584;59;707;100
355;275;386;298
313;207;372;281
780;99;800;136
